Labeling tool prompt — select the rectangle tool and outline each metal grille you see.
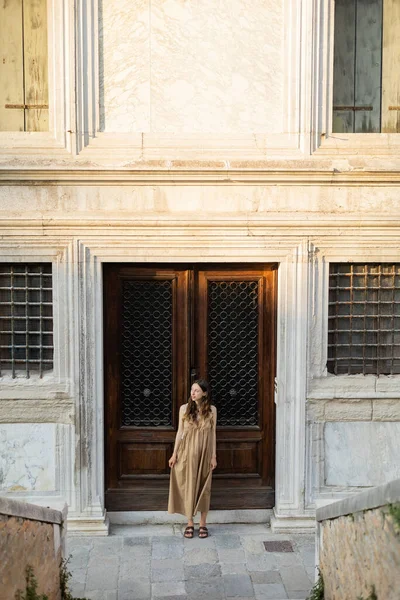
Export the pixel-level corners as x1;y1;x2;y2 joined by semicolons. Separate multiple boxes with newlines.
328;264;400;375
208;280;259;426
0;264;53;378
121;279;173;427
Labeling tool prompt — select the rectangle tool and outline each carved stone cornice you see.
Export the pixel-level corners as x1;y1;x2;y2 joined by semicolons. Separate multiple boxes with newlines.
1;167;400;186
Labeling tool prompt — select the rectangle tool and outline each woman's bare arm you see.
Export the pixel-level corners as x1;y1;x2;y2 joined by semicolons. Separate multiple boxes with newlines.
169;404;186;467
211;406;217;469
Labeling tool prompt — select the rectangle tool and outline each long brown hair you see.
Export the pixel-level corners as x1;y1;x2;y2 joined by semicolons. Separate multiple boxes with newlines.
184;379;212;424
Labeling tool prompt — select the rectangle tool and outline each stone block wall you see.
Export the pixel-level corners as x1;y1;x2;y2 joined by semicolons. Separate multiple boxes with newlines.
0;497;67;600
317;479;400;600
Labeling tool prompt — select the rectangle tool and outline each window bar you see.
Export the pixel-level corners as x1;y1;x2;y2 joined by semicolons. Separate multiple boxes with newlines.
11;266;15;378
392;267;396;375
39;266;43;378
349;264;353;375
377;264;382;375
25;265;29;378
333;269;339;375
362;265;367;374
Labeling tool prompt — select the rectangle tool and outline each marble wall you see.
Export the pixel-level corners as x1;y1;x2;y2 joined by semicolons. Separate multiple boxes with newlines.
324;422;400;487
0;424;56;493
99;0;283;133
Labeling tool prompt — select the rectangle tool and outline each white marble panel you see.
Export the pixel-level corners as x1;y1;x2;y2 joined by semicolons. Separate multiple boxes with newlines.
100;0;151;132
324;422;400;487
0;424;56;492
100;0;283;133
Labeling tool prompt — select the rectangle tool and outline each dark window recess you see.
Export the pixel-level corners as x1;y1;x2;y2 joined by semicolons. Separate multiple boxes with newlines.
332;0;400;134
0;264;53;378
120;279;173;427
328;264;400;375
208;280;259;426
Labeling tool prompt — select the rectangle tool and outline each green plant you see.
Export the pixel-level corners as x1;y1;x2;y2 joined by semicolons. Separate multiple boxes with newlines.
388;502;400;533
307;569;324;600
15;566;49;600
14;561;87;600
60;557;87;600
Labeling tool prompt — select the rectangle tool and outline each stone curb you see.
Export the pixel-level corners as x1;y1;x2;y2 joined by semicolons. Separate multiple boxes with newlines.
316;478;400;522
0;495;65;525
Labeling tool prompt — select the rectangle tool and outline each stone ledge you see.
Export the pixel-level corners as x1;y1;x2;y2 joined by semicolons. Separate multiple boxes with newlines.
0;496;66;525
316;478;400;522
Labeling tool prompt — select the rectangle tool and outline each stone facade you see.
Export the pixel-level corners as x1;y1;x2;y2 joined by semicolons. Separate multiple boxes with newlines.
317;479;400;600
0;497;67;600
0;0;400;535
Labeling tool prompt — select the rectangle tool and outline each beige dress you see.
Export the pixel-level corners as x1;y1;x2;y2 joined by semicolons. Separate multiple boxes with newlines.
168;406;216;519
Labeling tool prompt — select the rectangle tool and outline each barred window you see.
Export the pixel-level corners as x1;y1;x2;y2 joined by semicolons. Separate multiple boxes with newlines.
328;264;400;375
0;264;53;378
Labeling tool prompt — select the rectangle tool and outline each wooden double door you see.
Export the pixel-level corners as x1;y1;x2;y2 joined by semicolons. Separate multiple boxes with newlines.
104;264;277;511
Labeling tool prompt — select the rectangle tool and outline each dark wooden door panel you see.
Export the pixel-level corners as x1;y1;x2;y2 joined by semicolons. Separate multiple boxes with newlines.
196;267;276;506
104;265;189;510
104;264;276;511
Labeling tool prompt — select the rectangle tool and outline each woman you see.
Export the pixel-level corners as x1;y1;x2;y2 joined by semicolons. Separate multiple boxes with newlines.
168;379;217;538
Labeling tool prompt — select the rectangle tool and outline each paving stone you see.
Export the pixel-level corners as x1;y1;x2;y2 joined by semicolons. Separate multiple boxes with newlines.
275;552;303;567
88;555;119;570
152;540;184;559
152;567;185;583
184;562;222;579
217;548;246;563
220;562;248;575
223;574;254;597
67;537;93;552
120;547;152;564
118;577;151;600
306;566;317;582
298;549;316;568
123;536;151;547
84;591;104;600
68;545;91;566
152;581;186;597
155;597;189;600
184;535;216;549
246;553;279;572
286;592;309;599
119;559;150;578
280;567;311;592
152;536;184;547
91;538;123;555
183;547;218;565
69;581;85;597
68;567;87;586
254;583;288;599
240;538;265;555
250;571;282;584
214;534;241;549
119;577;151;596
86;565;118;591
185;578;225;599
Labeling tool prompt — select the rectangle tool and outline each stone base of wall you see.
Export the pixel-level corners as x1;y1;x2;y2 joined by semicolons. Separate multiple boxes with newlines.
317;479;400;600
0;498;67;600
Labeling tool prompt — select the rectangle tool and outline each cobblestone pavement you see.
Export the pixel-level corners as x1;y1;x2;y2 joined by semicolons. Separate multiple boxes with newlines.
67;523;316;600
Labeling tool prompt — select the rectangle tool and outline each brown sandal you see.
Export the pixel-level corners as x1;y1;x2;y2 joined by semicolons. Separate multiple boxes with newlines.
198;526;208;538
184;526;194;538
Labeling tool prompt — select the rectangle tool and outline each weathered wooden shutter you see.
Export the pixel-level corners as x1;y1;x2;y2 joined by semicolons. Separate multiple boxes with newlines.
0;0;48;132
333;0;400;134
333;0;382;134
382;0;400;132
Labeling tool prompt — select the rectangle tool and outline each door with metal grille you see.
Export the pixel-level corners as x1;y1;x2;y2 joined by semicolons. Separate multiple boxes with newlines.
104;264;276;511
